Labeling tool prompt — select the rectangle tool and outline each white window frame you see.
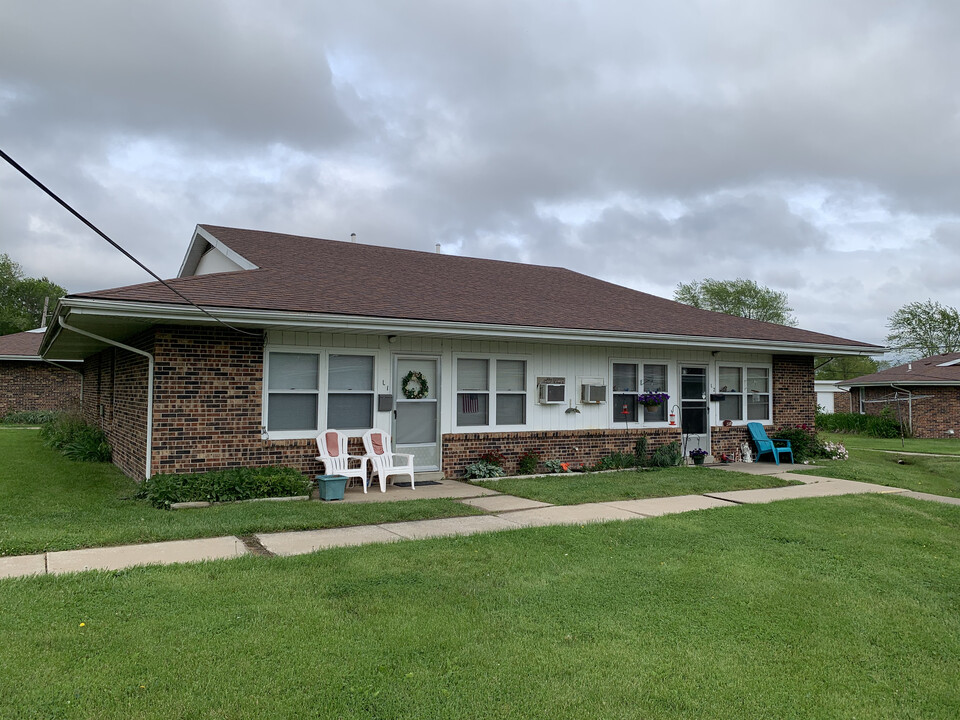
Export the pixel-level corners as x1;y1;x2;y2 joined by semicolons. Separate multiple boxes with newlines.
263;347;378;440
609;359;672;427
327;353;377;432
453;353;530;430
716;363;773;424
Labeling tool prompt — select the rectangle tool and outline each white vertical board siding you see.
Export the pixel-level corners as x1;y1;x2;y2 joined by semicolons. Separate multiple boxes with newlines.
264;331;774;436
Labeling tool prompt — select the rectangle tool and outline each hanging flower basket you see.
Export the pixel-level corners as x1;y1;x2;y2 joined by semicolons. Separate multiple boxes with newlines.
638;391;669;409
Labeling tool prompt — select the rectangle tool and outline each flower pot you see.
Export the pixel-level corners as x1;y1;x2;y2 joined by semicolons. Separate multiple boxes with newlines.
692;455;705;466
643;403;661;410
316;474;348;501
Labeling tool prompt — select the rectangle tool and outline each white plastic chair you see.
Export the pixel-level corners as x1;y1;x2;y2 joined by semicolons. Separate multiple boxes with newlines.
362;429;415;493
316;429;369;492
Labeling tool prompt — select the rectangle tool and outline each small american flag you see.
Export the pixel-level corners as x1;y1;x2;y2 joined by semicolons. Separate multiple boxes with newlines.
461;393;480;414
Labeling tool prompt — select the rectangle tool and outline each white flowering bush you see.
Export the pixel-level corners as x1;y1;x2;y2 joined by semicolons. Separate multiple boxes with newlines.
821;442;849;461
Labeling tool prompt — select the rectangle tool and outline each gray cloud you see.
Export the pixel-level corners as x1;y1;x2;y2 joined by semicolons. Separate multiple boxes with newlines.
2;0;960;347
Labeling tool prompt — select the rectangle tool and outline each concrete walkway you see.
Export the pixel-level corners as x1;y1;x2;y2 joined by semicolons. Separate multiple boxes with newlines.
2;466;957;580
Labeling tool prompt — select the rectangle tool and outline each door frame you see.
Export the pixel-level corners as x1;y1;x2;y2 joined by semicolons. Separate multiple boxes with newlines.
392;354;442;472
679;364;710;456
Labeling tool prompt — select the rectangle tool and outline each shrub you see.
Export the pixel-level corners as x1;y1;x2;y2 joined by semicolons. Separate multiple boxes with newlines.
517;452;540;475
770;426;823;463
649;441;683;468
593;452;635;471
820;441;849;460
1;410;60;425
140;466;312;508
634;436;649;467
479;451;506;467
39;413;112;462
63;426;112;462
462;461;506;480
543;459;570;473
816;411;906;439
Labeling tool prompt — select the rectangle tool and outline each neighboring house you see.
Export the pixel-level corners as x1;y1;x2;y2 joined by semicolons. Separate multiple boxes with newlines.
843;353;960;438
0;329;82;417
39;225;884;480
814;380;853;414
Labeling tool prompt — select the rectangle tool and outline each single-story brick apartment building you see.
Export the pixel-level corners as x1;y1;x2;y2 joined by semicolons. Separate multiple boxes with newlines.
40;225;883;480
0;329;81;417
842;352;960;438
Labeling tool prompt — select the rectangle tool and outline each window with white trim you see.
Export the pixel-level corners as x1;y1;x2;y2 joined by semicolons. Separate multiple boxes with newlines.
612;363;638;423
327;354;374;430
642;364;668;422
456;357;528;427
495;359;526;425
267;352;319;431
457;358;489;426
265;350;376;434
718;364;771;422
613;362;668;423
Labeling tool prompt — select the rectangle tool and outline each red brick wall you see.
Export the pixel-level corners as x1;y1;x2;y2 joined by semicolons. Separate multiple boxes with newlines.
860;385;960;439
710;425;751;460
150;326;330;477
0;360;81;416
441;427;681;477
82;335;152;479
773;355;816;430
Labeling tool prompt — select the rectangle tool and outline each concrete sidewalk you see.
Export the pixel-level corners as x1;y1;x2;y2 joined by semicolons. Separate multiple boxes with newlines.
2;468;956;580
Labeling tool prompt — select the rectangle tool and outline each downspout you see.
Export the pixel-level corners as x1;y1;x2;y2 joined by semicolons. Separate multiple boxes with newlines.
890;384;913;434
57;317;154;479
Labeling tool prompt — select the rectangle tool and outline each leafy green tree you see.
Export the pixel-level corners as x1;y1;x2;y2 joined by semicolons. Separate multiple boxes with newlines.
886;300;960;359
0;254;66;335
815;355;888;380
674;278;797;326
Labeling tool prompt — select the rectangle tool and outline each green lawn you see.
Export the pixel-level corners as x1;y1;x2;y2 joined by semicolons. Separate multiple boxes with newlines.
825;432;960;456
799;434;960;498
473;466;800;505
1;494;957;719
0;430;482;556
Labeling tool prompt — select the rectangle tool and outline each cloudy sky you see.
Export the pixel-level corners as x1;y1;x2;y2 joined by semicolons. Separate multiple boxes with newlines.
2;0;959;346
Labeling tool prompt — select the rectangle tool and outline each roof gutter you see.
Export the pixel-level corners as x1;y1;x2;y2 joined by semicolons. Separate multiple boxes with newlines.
60;297;887;356
57;316;154;480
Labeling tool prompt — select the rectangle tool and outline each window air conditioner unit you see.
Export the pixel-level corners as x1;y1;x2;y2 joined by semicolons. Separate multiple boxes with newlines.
581;384;607;404
539;383;566;404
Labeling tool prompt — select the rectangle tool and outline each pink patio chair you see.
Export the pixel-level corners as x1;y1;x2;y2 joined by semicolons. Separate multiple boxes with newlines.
362;429;415;493
316;429;369;492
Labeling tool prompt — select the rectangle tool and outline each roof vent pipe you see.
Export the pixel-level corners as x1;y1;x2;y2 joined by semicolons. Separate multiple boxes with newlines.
435;243;441;254
908;363;912;371
350;233;357;243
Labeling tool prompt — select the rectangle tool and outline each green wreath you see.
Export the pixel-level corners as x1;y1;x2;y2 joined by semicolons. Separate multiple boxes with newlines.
401;370;430;399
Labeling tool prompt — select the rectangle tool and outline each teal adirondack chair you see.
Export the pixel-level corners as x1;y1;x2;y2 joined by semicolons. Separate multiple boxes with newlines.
747;422;794;465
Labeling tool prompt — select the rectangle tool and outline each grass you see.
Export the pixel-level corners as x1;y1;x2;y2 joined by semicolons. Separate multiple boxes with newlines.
0;430;483;556
0;494;957;718
824;432;960;456
472;466;800;505
797;433;960;498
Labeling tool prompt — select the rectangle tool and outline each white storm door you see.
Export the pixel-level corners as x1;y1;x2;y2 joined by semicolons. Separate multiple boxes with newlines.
394;357;440;471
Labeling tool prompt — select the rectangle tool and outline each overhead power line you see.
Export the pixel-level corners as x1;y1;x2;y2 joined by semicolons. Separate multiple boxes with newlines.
0;148;257;336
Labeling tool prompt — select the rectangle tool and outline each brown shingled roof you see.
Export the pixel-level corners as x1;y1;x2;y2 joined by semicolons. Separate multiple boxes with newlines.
73;225;876;349
0;330;44;358
844;352;960;385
